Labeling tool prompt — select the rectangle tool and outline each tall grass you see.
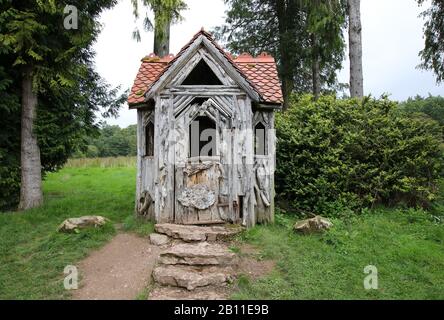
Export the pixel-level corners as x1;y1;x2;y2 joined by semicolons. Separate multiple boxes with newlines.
66;156;136;168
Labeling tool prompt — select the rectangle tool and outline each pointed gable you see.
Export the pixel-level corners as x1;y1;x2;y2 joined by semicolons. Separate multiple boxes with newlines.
181;60;224;85
128;29;283;107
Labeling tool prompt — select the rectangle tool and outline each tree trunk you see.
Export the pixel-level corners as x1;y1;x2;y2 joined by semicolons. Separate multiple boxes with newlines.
18;65;43;210
312;58;321;100
154;11;170;58
348;0;364;98
311;35;321;100
276;0;293;110
281;74;293;110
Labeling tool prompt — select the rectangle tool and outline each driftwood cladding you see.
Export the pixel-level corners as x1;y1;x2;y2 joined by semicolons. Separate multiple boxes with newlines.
129;30;282;228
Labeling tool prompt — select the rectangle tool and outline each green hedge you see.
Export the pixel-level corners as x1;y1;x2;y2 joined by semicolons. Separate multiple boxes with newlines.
275;95;443;215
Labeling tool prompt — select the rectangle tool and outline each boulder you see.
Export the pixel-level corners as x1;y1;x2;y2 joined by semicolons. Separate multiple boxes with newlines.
293;216;333;235
58;216;107;233
152;265;234;290
149;233;170;246
159;242;238;266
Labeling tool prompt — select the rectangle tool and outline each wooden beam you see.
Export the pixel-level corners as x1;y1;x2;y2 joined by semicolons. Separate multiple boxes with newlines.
201;37;261;102
253;103;283;111
146;34;261;102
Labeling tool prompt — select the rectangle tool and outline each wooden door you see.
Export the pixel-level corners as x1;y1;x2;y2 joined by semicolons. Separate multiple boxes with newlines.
175;159;224;224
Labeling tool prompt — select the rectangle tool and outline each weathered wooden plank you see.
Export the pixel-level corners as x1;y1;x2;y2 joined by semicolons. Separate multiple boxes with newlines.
168;85;239;90
173;95;193;112
215;96;234;110
153;96;162;222
171;51;203;86
163;88;244;96
135;110;143;215
254;103;283;110
252;110;275;224
166;96;175;222
146;36;204;99
201;37;260;102
146;34;260;102
243;96;256;227
199;48;235;86
154;96;175;223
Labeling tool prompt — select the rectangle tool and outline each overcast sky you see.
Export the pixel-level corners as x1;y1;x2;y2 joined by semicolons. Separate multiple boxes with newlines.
94;0;444;128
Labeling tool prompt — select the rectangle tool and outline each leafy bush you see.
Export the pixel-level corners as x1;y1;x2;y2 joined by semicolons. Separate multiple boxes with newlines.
0;158;20;211
399;95;444;138
276;95;443;215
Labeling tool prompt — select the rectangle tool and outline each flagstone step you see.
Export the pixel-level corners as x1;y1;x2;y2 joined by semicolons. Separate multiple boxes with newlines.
152;265;235;290
159;242;238;266
154;223;243;242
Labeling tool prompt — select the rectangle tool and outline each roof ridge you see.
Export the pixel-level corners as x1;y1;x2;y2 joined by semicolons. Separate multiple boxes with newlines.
141;53;175;63
128;29;282;106
233;52;275;63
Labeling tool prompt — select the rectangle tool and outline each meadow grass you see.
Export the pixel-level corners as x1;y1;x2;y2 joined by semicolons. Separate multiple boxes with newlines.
0;160;443;299
233;209;444;300
0;165;153;299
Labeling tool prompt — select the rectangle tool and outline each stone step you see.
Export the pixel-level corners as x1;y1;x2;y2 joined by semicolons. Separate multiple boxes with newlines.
155;223;243;242
148;286;228;300
152;265;235;290
149;233;170;246
159;242;238;266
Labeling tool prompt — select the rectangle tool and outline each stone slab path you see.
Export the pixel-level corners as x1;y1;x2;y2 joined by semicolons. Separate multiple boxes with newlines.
148;224;243;300
72;233;161;300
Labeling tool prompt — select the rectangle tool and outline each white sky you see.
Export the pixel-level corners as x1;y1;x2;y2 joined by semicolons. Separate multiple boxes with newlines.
94;0;444;128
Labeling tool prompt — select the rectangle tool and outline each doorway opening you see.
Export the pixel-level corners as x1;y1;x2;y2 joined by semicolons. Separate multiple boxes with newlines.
189;116;216;158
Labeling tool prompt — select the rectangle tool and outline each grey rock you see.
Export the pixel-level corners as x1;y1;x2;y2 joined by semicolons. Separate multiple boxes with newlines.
58;216;107;233
152;265;234;290
155;223;243;242
149;233;170;246
294;216;333;234
159;242;238;266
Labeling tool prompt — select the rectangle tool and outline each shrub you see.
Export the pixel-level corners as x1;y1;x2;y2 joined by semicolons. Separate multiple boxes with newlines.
399;95;444;138
0;156;20;211
276;95;443;215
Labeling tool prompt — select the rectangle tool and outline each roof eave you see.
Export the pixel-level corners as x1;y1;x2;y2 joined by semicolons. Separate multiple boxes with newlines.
256;101;283;110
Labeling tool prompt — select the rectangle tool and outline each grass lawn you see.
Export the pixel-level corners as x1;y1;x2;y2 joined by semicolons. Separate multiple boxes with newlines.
234;209;444;300
0;164;443;299
0;165;152;300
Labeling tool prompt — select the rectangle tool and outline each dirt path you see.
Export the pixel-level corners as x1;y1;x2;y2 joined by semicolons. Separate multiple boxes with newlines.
71;228;274;300
72;233;160;300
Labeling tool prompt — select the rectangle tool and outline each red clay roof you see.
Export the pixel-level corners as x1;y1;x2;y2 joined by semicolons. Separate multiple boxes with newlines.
234;53;283;104
128;30;283;106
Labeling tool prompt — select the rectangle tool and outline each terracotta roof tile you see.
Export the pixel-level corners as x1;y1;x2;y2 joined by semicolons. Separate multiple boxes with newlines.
128;30;282;106
234;52;283;104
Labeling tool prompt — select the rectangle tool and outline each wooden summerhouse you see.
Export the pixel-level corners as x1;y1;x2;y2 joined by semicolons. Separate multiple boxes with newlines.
128;30;282;227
